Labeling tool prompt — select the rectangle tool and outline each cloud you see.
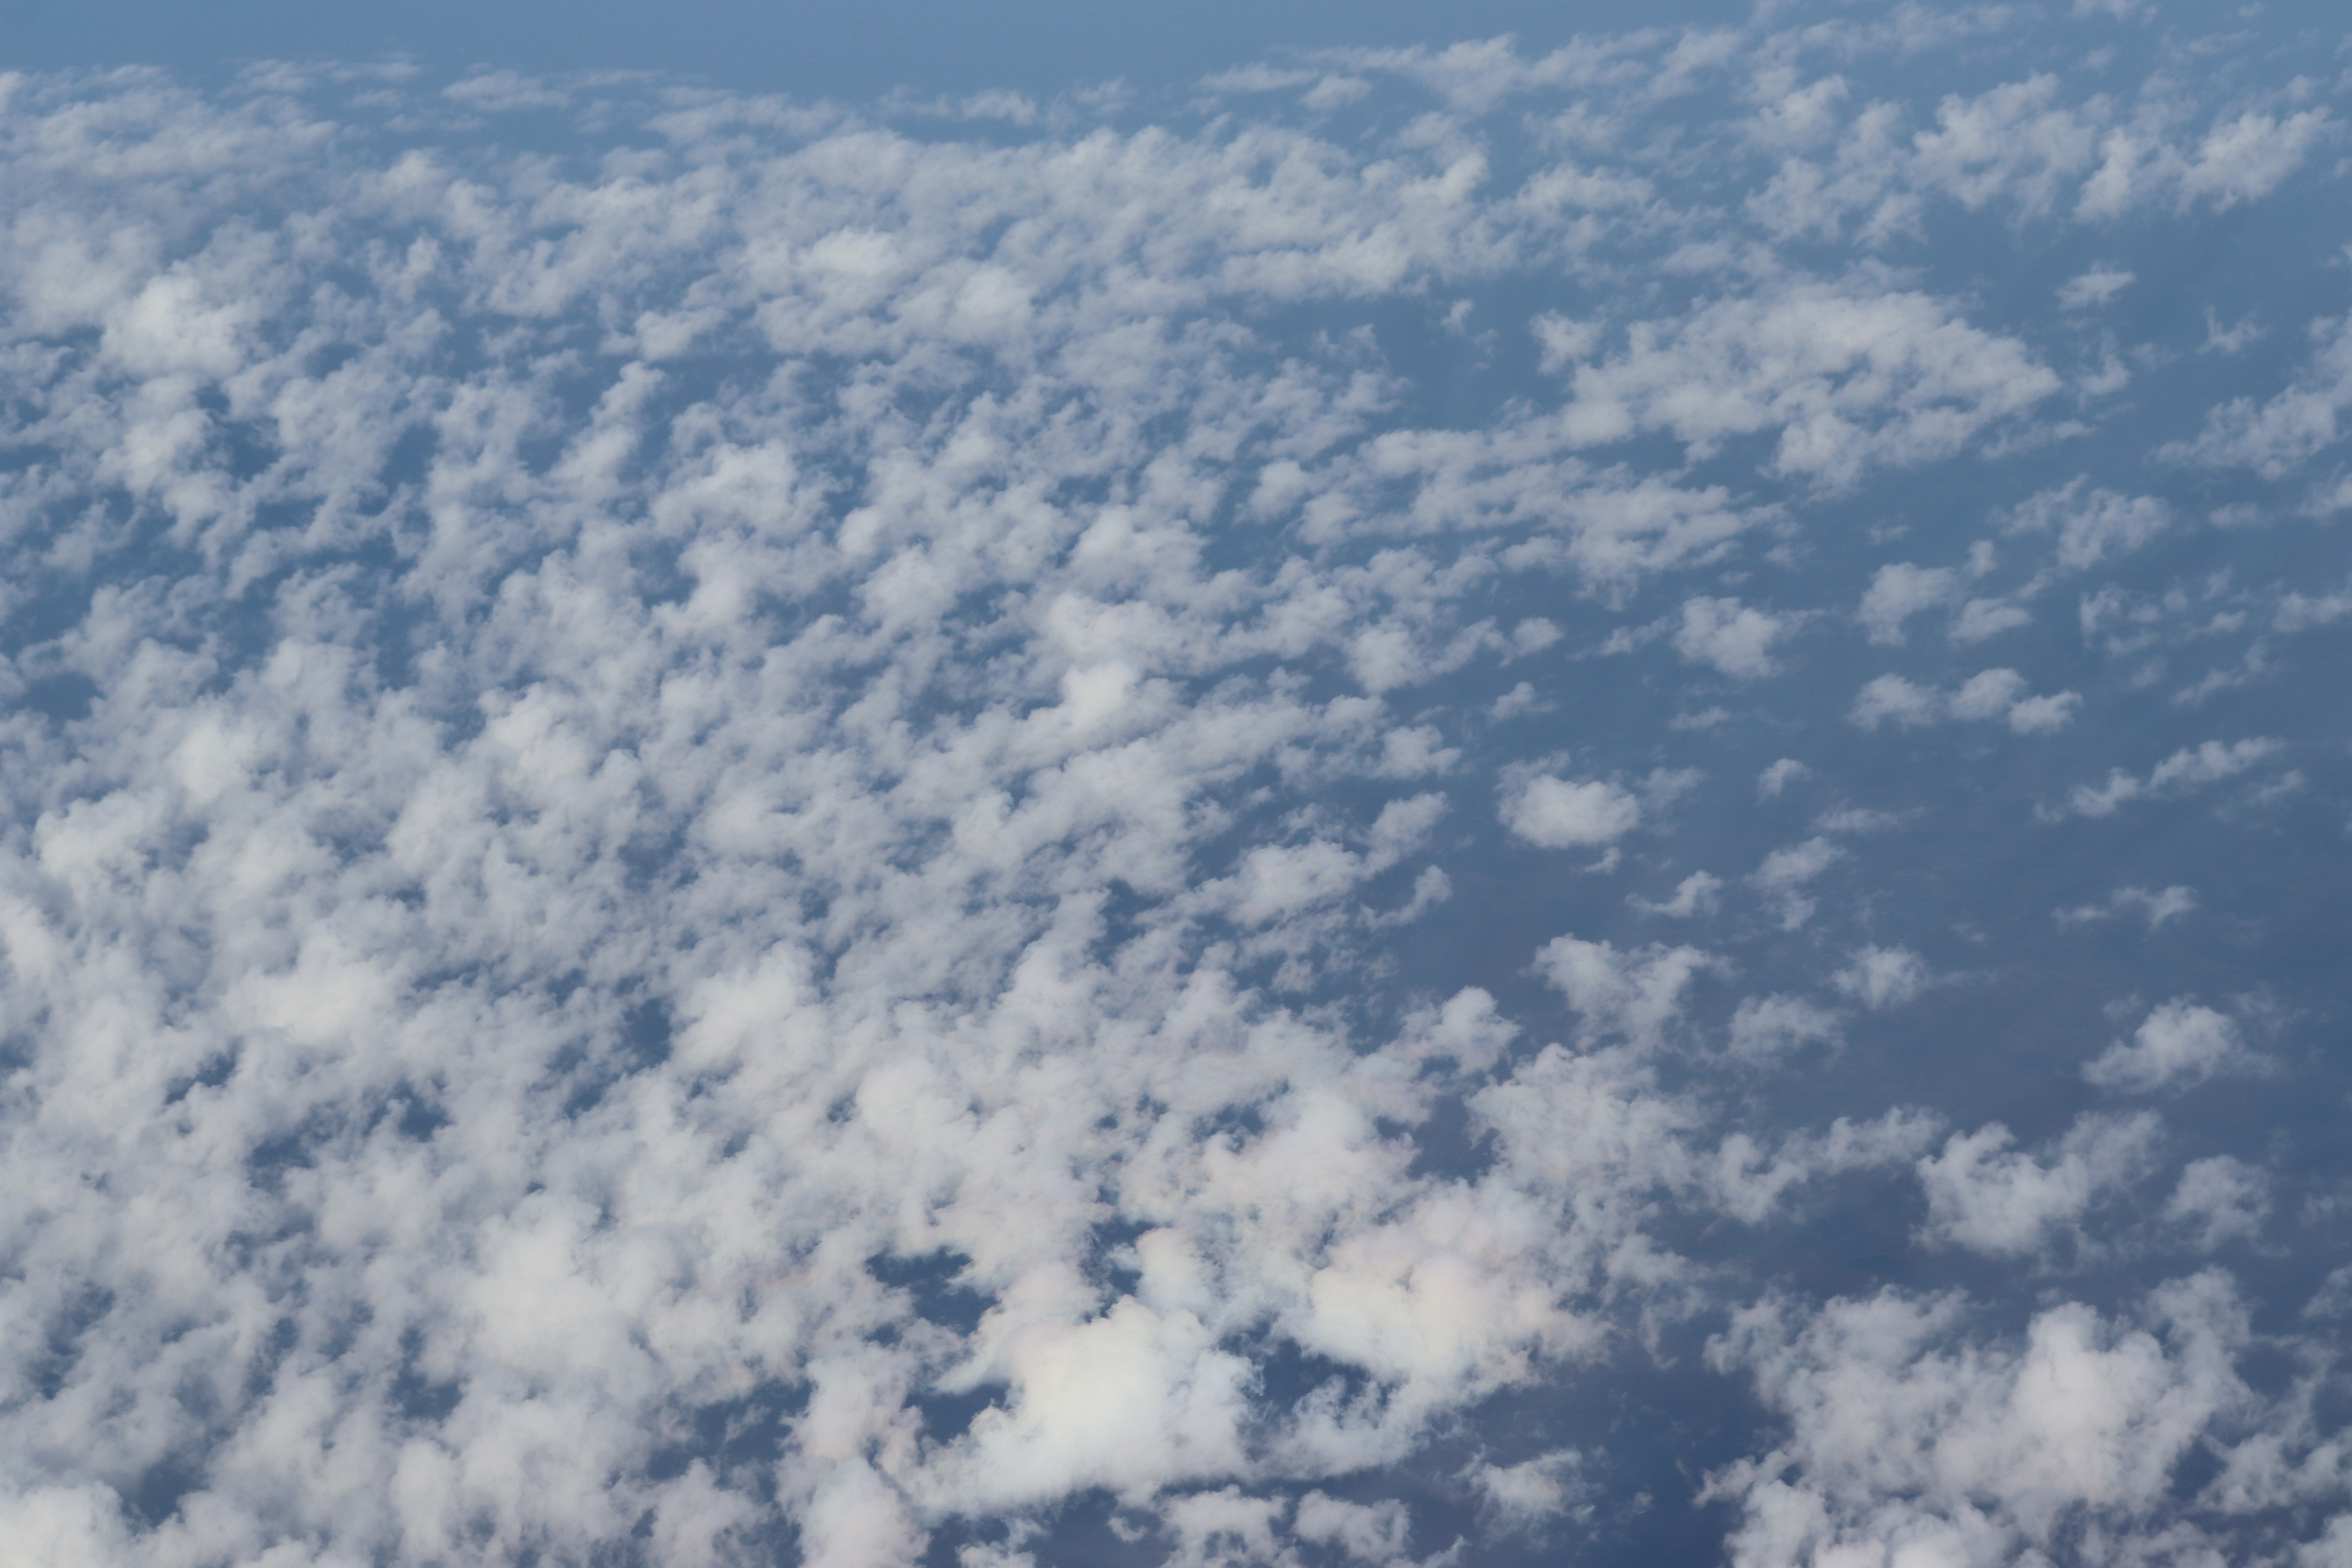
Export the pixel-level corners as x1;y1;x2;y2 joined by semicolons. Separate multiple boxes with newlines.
1557;283;2057;486
1750;837;1842;928
2057;267;2132;310
1855;554;2026;649
926;1292;1255;1510
1531;935;1712;1051
1950;596;2029;642
1831;946;1929;1010
443;71;571;112
1849;669;2080;733
2053;884;2197;930
1293;1490;1416;1561
1470;1449;1589;1532
2163;316;2352;477
1756;758;1810;799
1857;562;1959;644
1503;774;1642;848
1709;1272;2257;1568
2164;1157;2270;1251
0;61;1775;1563
2084;999;2266;1092
0;27;2342;1568
1727;995;1843;1063
2004;480;2170;570
1675;597;1788;679
1633;869;1723;918
2061;738;2283;817
1916;1112;2160;1256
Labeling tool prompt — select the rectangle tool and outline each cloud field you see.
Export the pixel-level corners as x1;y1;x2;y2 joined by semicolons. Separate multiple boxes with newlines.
2;6;2351;1566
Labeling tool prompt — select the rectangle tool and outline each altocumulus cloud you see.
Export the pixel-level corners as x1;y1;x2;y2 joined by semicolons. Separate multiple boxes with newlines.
2;6;2352;1566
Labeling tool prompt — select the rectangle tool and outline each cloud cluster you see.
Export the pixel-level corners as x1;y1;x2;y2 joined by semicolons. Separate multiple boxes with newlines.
0;9;2345;1566
1710;1274;2262;1568
1849;668;2079;734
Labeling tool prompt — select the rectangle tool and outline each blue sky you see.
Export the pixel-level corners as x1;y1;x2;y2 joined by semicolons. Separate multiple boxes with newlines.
3;5;2352;1568
12;0;1757;92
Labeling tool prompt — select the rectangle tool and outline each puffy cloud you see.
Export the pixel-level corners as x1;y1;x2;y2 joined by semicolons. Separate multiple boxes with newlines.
2085;999;2266;1092
1726;995;1842;1063
1709;1273;2257;1568
2057;266;2132;310
2163;316;2352;477
1916;1112;2160;1256
1857;562;1958;644
0;24;2341;1568
1557;284;2056;486
1849;669;2079;733
926;1294;1254;1510
0;61;1752;1564
1502;773;1641;849
1751;836;1842;928
1532;935;1712;1051
2062;738;2283;817
1831;946;1929;1010
2174;109;2337;210
2164;1156;2270;1251
1633;869;1723;918
1675;596;1788;679
1469;1449;1589;1532
1855;552;2026;650
2005;480;2170;571
1949;596;2029;643
1292;1490;1416;1561
1755;758;1809;799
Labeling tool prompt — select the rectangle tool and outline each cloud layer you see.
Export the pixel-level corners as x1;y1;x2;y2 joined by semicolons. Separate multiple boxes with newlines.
1;7;2350;1566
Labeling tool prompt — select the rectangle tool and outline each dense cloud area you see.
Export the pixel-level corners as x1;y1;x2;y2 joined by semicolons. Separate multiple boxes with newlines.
2;6;2351;1565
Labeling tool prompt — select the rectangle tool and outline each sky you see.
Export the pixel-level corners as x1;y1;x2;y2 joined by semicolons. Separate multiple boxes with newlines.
0;0;1760;96
3;3;2352;1568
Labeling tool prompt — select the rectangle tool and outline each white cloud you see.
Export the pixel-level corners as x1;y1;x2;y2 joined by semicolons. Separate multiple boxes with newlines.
2005;480;2170;570
1633;869;1723;918
1675;596;1788;679
2164;315;2352;477
2177;109;2336;210
1950;596;2030;642
1857;562;1958;644
1916;1112;2160;1256
1848;669;2080;734
2062;738;2283;817
1750;836;1842;928
1710;1272;2257;1568
2057;266;2132;309
1293;1490;1415;1562
1400;987;1519;1074
1831;946;1929;1010
928;1293;1255;1510
1470;1449;1589;1531
1756;758;1809;799
443;71;570;112
1557;283;2057;486
1532;311;1602;372
1503;773;1642;848
1531;934;1712;1051
2055;884;2199;929
1727;995;1842;1063
2084;999;2265;1092
2164;1156;2270;1251
0;31;2340;1568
